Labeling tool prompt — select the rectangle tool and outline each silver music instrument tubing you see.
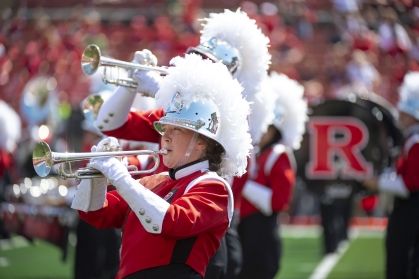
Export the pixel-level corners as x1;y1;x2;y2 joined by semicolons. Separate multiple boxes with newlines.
33;141;167;180
81;44;168;88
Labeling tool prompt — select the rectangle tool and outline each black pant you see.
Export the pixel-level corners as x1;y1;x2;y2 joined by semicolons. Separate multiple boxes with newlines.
74;219;121;279
319;197;352;254
205;235;227;279
124;264;202;279
386;194;419;279
237;213;281;279
225;226;242;279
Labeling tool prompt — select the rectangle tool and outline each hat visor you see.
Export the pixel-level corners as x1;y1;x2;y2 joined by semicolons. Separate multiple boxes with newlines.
154;118;226;152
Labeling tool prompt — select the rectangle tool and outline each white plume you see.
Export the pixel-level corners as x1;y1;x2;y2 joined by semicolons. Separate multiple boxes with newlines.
398;71;419;120
200;9;271;100
247;91;275;145
0;100;21;153
155;54;252;177
263;72;308;150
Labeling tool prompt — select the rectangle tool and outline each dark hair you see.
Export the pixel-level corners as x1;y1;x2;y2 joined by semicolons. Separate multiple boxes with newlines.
198;135;225;172
260;125;282;152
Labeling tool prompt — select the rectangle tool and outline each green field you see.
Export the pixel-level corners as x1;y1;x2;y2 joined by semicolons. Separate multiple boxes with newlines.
0;227;385;279
276;227;385;279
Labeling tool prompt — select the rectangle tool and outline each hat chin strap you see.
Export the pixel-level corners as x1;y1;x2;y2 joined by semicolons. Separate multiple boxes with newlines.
175;131;199;169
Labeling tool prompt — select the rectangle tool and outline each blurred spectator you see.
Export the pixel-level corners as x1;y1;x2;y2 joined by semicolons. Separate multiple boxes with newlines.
351;25;379;53
269;24;305;79
377;7;412;57
333;0;362;14
303;79;325;107
0;100;22;239
345;49;381;92
362;5;380;31
324;43;350;97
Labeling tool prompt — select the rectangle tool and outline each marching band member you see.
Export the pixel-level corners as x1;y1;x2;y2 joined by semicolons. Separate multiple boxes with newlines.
363;71;419;279
95;9;271;279
238;72;308;279
19;75;60;178
0;100;21;239
70;54;252;279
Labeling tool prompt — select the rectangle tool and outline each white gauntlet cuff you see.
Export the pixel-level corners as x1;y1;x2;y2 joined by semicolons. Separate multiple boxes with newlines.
96;86;136;131
242;180;273;216
71;178;107;212
378;173;409;198
116;177;170;234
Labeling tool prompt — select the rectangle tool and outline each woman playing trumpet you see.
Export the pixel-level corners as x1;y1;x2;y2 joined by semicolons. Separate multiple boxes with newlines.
70;54;252;279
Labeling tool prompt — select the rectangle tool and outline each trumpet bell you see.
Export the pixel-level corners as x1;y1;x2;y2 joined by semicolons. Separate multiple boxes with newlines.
33;141;54;177
81;44;101;76
83;94;105;122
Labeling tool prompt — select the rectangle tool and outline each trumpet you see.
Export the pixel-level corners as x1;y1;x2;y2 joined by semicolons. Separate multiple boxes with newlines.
33;141;167;180
82;93;107;122
81;44;168;88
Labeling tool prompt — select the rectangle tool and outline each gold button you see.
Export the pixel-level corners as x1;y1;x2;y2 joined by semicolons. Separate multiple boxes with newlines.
109;113;114;117
152;224;159;231
139;208;145;215
145;216;152;223
103;119;109;123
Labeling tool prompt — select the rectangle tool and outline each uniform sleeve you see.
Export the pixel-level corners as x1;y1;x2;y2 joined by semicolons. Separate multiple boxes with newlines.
270;153;295;212
231;171;249;209
401;143;419;192
103;109;164;143
78;190;130;229
162;181;229;238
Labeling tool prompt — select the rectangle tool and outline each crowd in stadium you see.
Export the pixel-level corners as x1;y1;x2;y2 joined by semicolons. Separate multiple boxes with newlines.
1;0;419;116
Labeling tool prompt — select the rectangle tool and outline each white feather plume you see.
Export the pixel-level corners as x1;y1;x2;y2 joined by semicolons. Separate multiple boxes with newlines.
155;54;253;177
247;91;275;145
263;72;308;150
398;71;419;120
200;9;271;100
0;100;22;153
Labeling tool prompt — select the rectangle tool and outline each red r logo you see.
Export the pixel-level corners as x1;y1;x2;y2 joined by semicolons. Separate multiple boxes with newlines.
306;117;373;180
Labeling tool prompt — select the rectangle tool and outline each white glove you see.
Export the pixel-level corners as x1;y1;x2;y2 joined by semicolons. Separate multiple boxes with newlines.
88;157;130;187
132;70;161;98
93;137;121;152
132;49;158;67
130;49;161;98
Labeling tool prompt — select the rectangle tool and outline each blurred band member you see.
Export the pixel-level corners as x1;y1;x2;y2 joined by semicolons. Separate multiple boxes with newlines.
238;73;308;279
363;72;419;279
0;100;21;239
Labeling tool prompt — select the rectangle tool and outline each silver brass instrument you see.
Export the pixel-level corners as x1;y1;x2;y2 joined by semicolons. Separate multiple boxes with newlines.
82;93;106;122
81;44;168;88
33;141;167;180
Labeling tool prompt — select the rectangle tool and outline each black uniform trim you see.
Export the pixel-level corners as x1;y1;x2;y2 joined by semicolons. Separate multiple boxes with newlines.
170;236;198;264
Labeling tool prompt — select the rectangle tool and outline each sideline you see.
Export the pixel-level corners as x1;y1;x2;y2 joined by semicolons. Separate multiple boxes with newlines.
307;230;359;279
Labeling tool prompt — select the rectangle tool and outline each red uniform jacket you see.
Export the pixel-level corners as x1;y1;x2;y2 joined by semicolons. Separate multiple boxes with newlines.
397;128;419;193
79;168;230;278
240;144;295;219
103;109;164;143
